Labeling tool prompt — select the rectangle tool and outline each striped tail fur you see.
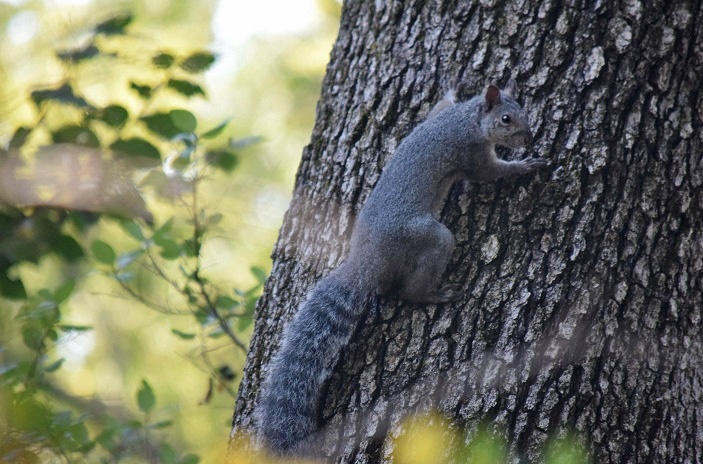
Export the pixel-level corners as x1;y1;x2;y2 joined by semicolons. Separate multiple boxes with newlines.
256;264;368;453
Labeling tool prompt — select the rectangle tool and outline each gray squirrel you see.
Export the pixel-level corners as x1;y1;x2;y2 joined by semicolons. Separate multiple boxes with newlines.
256;79;548;453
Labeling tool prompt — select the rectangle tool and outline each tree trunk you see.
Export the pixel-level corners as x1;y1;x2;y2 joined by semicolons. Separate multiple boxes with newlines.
231;0;703;462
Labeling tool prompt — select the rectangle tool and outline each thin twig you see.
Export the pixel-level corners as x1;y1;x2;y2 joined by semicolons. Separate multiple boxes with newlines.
190;176;248;352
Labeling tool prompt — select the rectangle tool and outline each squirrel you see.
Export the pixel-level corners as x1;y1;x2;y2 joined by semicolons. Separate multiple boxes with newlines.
256;79;549;453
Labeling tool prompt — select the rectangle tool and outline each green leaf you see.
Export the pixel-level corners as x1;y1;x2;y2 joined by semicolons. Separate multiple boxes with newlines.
52;125;100;147
137;380;155;414
55;235;85;261
193;309;209;325
200;119;230;139
121;220;145;241
183;239;198;257
237;315;253;332
130;82;152;99
52;410;72;428
54;281;76;304
179;52;216;73
9;399;52;433
38;288;54;301
244;294;259;314
9;126;31;149
205;149;238;173
179;454;200;464
95;427;117;451
157;238;180;260
98;105;129;127
148;420;173;430
31;83;90;108
9;400;54;436
67;211;99;232
456;424;507;464
171;329;196;340
167;79;205;97
0;273;27;299
91;240;116;265
215;296;239;311
95;14;133;35
152;224;173;248
544;436;588;464
185;289;198;305
218;365;235;381
152;52;175;69
207;213;223;225
169;109;197;133
57;44;100;62
46;328;58;342
250;266;267;284
160;443;178;464
111;137;161;159
45;358;65;373
22;326;44;351
60;420;92;451
154;218;174;237
141;113;180;139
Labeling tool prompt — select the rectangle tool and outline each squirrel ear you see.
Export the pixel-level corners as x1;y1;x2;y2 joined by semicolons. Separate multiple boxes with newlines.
485;84;501;110
504;78;518;97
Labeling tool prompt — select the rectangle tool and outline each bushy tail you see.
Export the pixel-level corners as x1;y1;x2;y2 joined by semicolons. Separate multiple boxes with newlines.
256;264;368;453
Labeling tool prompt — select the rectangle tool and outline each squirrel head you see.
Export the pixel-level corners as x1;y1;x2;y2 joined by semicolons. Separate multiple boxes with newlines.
481;80;533;149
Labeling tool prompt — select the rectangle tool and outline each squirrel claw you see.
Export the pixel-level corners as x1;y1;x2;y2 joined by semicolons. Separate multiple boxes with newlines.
429;284;463;304
526;157;549;167
520;157;550;173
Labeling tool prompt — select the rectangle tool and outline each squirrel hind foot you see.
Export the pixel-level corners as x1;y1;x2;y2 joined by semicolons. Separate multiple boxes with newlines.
428;283;463;304
402;283;463;305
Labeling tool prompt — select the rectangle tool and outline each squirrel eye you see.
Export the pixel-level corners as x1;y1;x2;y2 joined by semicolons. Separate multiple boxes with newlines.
501;114;512;124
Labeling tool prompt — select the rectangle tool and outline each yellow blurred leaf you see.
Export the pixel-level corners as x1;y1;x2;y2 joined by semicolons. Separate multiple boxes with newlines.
393;412;459;464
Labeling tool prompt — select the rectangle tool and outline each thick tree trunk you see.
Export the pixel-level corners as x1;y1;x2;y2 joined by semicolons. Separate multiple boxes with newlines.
231;0;703;462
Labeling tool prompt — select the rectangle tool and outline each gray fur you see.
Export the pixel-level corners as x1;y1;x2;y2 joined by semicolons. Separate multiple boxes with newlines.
256;262;367;452
256;83;548;453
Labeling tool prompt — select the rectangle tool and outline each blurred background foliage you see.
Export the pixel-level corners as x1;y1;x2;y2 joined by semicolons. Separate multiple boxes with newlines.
228;411;590;464
0;0;340;462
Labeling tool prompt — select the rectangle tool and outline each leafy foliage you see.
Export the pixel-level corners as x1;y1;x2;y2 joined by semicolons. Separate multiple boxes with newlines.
390;414;589;464
0;10;263;464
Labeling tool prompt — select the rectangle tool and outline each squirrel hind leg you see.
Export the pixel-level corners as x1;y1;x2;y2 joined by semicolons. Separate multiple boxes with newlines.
397;219;459;304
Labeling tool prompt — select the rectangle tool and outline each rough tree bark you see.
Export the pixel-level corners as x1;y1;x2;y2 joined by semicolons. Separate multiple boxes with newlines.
230;0;703;462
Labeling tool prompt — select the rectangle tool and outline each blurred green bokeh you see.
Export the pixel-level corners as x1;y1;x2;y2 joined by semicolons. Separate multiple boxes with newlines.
0;0;340;461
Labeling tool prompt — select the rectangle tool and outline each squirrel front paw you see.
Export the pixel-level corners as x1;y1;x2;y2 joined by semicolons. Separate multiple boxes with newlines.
519;157;550;173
